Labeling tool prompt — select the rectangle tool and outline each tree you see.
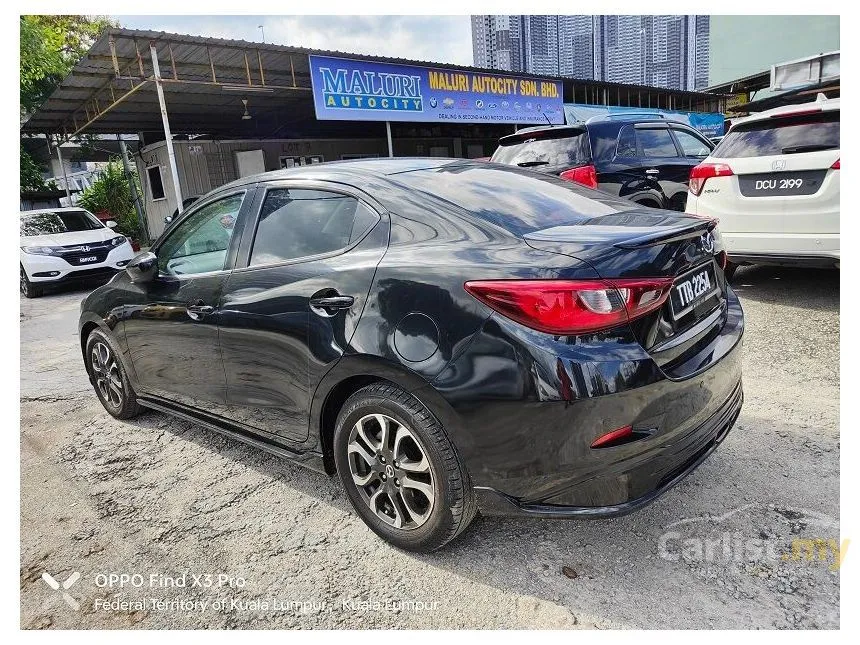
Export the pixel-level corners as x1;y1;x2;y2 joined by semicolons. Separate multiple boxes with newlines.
20;15;115;116
77;160;143;240
20;148;50;192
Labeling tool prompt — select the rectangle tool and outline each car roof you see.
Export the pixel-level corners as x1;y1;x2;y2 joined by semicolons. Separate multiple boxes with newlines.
736;95;840;126
217;157;479;191
20;206;92;216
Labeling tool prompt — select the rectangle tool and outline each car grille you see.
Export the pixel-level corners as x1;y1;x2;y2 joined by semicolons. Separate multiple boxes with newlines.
56;241;112;266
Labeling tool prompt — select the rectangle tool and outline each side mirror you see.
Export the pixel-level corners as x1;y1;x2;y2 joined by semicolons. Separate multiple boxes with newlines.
106;220;118;229
126;251;158;284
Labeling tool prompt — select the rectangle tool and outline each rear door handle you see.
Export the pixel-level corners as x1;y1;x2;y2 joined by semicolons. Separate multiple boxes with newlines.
187;300;215;320
645;168;660;175
309;295;354;310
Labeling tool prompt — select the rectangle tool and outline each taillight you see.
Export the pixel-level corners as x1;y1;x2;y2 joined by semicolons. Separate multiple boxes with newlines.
464;278;673;335
832;158;840;169
559;165;598;189
688;162;734;196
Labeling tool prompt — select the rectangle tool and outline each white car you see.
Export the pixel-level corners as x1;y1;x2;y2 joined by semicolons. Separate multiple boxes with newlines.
20;207;136;298
686;96;839;279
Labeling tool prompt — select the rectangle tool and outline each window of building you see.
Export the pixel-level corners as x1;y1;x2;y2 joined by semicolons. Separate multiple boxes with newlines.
146;165;166;201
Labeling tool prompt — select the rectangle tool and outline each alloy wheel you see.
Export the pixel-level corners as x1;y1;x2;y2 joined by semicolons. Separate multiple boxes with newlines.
346;413;435;530
90;341;124;410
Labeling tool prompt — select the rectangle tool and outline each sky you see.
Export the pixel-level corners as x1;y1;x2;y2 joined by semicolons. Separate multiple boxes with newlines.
116;15;474;66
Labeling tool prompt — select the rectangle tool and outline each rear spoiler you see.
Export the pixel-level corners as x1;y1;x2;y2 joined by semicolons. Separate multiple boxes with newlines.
612;218;717;249
499;125;586;146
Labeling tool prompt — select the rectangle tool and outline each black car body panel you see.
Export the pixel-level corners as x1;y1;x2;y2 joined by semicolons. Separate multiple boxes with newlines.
492;118;715;210
80;158;742;518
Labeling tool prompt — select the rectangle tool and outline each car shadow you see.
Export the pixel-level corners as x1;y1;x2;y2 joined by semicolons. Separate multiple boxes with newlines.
113;402;838;628
730;265;839;313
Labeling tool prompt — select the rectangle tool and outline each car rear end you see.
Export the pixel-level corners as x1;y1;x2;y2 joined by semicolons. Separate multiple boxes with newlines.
395;165;744;517
490;125;600;188
685;99;840;267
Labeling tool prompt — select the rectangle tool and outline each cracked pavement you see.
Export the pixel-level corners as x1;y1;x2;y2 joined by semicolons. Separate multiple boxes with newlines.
20;265;839;629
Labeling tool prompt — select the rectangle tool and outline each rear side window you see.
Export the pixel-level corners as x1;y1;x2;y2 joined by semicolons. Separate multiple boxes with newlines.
615;126;638;158
713;110;840;158
250;189;378;266
491;130;592;168
636;128;679;158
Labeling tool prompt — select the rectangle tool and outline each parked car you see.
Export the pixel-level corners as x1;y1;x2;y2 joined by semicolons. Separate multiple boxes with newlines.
20;207;135;298
490;115;714;211
79;159;743;552
685;96;840;280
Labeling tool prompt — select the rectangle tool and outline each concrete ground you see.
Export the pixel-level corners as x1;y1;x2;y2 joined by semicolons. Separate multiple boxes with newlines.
20;265;839;629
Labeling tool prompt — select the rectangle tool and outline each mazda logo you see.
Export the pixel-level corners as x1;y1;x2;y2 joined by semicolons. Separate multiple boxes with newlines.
700;232;715;254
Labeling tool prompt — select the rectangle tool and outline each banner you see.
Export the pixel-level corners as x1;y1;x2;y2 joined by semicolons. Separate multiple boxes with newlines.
309;55;565;125
563;103;725;138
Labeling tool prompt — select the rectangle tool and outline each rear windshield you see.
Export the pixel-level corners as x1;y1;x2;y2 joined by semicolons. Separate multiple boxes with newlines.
391;163;632;237
20;210;103;236
491;130;592;168
713;110;839;158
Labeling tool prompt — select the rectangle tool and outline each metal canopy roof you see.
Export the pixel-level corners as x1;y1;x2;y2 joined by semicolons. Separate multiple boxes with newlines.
22;28;727;140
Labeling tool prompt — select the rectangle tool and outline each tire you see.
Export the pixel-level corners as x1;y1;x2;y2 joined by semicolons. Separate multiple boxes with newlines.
724;261;739;283
20;265;42;299
85;328;144;420
333;382;477;552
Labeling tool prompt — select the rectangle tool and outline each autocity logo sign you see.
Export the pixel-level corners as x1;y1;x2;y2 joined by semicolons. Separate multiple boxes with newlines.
317;65;423;113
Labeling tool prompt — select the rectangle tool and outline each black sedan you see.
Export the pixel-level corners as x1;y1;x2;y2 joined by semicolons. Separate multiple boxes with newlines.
79;159;743;552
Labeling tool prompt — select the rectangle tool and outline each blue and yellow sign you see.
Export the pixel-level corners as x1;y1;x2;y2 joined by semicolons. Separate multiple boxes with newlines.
309;55;565;125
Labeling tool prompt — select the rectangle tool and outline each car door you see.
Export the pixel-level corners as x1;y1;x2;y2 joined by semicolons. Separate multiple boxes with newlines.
596;124;666;208
668;126;714;209
634;124;695;210
122;189;253;411
217;182;389;443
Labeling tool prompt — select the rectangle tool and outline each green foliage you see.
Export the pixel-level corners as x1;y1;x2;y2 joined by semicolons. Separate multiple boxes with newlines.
20;15;115;116
78;160;142;239
20;148;48;191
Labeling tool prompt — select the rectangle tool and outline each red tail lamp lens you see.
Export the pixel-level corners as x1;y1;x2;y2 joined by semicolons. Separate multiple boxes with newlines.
559;165;599;189
689;163;734;196
464;278;673;335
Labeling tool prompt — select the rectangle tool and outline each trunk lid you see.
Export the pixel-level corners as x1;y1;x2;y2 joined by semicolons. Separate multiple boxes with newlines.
524;209;727;366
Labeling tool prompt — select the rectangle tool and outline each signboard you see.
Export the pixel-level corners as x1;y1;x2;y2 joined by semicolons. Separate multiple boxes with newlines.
563;103;725;138
309;55;564;125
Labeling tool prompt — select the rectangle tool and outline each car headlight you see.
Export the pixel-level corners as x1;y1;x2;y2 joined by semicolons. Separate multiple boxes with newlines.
109;236;128;247
21;246;58;255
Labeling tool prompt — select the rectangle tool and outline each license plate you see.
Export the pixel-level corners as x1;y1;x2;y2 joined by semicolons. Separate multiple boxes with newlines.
78;256;98;263
738;170;825;197
670;262;719;319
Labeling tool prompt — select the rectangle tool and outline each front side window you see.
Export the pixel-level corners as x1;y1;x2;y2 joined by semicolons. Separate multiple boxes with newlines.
157;193;244;276
636;128;680;158
250;189;378;266
20;210;103;236
672;129;712;158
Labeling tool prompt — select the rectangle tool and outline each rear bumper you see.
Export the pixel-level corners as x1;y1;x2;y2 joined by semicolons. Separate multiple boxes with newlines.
429;286;744;517
723;232;839;266
475;381;742;518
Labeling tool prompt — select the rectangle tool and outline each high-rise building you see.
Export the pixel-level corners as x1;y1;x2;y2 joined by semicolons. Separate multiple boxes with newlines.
471;14;710;90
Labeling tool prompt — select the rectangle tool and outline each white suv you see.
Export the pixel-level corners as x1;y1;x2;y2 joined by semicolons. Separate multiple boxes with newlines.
685;96;839;279
20;207;135;298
